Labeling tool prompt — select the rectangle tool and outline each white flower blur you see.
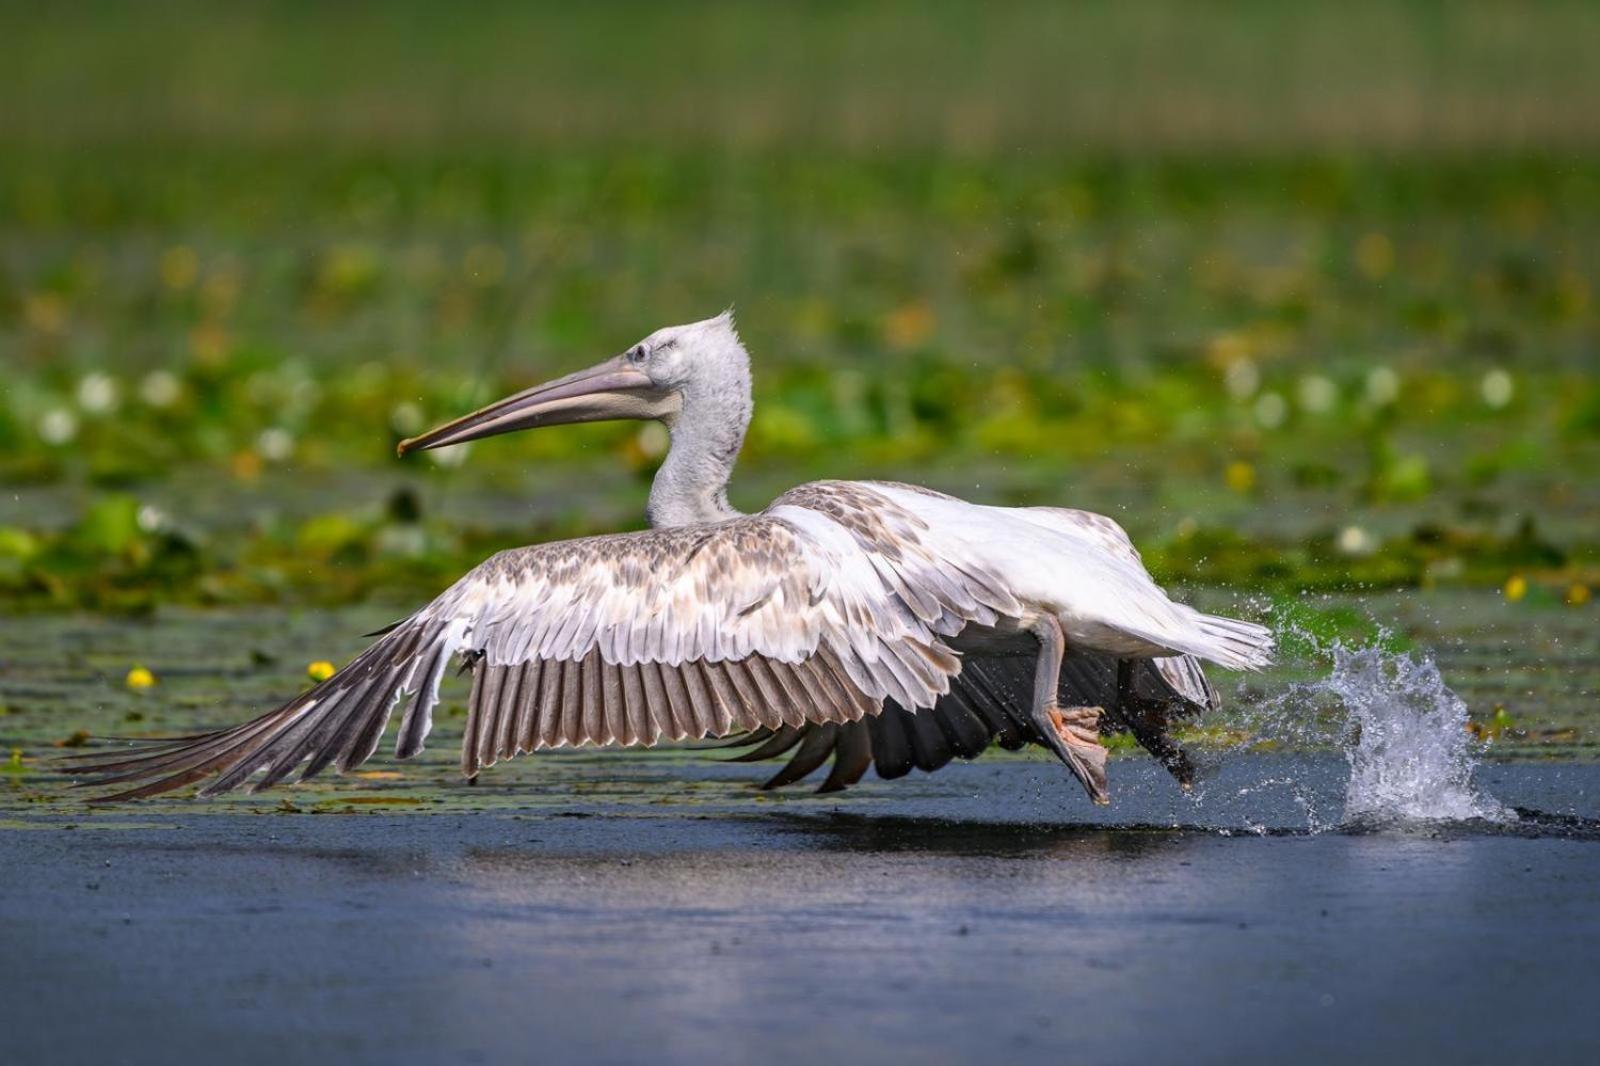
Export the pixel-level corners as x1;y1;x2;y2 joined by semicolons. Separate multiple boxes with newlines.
1365;366;1400;406
1253;391;1288;429
1481;368;1514;409
1337;525;1377;556
77;372;119;414
1297;374;1337;414
136;504;168;533
139;370;183;408
427;441;472;468
1224;359;1260;401
38;408;79;445
390;401;425;436
257;427;294;462
637;422;670;459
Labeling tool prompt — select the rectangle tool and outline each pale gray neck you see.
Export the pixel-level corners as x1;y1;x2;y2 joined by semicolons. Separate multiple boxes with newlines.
646;370;751;528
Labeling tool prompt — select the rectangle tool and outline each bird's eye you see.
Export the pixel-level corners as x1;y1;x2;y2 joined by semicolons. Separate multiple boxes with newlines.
628;345;648;364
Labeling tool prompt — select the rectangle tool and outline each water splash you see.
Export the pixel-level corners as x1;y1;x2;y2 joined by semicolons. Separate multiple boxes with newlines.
1328;644;1509;825
1238;614;1511;828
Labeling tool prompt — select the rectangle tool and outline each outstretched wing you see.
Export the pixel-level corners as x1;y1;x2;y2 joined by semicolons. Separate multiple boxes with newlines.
65;483;1020;800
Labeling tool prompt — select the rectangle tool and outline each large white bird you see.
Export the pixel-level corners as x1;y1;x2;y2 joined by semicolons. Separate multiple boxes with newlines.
69;312;1271;803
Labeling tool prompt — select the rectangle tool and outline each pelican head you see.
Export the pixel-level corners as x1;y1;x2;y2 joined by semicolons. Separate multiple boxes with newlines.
397;310;749;456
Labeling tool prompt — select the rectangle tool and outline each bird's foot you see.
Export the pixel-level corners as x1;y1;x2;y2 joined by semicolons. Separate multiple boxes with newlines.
1047;704;1110;805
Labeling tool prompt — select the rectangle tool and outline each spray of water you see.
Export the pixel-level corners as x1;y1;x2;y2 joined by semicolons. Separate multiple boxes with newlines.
1327;644;1509;824
1238;610;1511;828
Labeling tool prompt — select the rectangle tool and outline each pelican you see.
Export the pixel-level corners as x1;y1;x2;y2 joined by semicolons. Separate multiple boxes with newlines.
68;311;1271;803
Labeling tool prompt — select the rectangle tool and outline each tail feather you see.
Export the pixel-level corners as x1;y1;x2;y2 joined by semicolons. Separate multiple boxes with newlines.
1111;608;1273;672
1190;612;1274;671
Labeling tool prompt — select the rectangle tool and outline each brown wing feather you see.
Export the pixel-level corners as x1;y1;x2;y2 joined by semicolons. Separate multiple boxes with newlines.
513;659;544;756
620;664;647;747
460;643;890;764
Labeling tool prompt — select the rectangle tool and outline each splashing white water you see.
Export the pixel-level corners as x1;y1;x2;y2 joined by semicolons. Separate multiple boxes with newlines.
1240;624;1511;827
1328;644;1509;824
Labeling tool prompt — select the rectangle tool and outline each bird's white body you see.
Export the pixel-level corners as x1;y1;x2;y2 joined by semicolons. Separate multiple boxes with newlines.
72;311;1270;802
870;484;1265;665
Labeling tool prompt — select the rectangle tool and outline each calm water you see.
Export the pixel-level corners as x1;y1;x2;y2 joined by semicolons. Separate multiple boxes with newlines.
2;599;1599;1064
3;757;1600;1066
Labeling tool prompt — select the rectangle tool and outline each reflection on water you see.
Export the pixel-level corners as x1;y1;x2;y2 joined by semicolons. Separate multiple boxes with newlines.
764;814;1188;858
11;784;1600;1066
466;818;1180;871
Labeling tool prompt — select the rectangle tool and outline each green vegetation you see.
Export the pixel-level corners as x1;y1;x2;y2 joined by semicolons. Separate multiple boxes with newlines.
4;149;1594;611
1;2;1596;618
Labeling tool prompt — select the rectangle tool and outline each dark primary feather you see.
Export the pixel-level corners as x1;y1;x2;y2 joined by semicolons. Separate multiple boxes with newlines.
725;649;1215;792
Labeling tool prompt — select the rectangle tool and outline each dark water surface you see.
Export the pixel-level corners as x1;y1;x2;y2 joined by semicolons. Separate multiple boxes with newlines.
4;756;1599;1066
3;603;1599;1063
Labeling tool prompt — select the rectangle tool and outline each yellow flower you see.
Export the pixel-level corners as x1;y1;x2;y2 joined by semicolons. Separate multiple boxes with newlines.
1567;583;1591;607
1225;461;1256;494
307;660;337;683
125;665;157;690
1503;575;1527;602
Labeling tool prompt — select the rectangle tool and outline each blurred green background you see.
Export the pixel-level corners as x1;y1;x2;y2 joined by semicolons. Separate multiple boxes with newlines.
1;0;1596;616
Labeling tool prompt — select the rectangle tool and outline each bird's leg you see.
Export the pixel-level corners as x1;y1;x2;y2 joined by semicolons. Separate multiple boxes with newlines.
1028;616;1110;805
1114;659;1195;790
